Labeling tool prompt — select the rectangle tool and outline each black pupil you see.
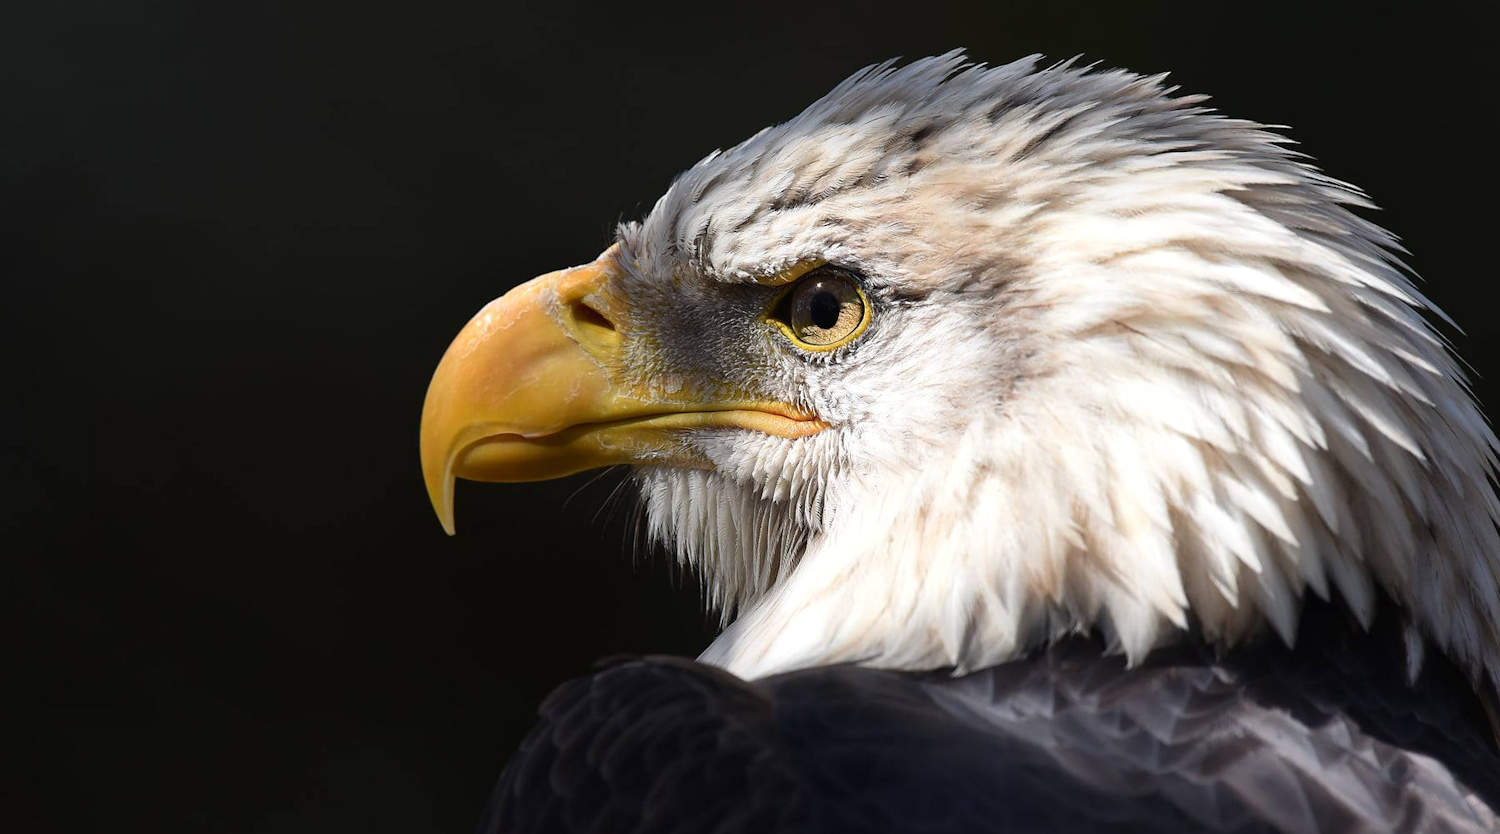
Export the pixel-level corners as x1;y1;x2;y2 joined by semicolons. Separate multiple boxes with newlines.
808;288;841;329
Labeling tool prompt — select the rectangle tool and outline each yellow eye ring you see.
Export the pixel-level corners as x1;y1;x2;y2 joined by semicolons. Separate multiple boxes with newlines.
764;267;871;352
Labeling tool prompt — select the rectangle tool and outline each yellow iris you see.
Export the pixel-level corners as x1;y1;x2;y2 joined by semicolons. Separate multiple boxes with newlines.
767;267;871;351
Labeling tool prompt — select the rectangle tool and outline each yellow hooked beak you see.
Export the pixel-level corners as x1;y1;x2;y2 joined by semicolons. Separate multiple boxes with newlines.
419;245;826;534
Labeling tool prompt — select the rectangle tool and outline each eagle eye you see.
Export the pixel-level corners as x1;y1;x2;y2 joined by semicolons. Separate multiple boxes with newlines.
767;267;870;351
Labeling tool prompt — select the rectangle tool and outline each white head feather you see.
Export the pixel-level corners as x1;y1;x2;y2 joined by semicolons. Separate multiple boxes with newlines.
612;52;1500;690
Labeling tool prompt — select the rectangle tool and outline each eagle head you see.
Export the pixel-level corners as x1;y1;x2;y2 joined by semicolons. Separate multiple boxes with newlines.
419;53;1500;690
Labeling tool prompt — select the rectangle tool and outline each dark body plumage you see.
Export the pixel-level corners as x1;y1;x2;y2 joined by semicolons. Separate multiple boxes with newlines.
482;601;1498;833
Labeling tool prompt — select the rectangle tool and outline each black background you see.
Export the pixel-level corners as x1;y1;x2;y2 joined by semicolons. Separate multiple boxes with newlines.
8;2;1496;832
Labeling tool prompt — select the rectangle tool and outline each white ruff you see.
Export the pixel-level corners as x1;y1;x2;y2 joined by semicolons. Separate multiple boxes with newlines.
617;53;1500;691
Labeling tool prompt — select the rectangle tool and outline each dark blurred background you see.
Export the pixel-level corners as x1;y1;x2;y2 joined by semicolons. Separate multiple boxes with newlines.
6;1;1494;831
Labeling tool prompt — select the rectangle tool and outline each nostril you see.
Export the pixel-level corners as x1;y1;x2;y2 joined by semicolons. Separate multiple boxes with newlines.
571;300;616;332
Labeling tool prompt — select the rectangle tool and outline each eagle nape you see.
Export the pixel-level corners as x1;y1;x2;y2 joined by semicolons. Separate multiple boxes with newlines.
420;52;1500;833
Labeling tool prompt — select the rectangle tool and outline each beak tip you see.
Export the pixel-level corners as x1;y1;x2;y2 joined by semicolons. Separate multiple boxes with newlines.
431;496;457;536
431;479;458;537
422;448;459;536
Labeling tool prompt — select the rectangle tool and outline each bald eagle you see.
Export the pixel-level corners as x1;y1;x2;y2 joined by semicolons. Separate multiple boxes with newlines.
420;53;1500;832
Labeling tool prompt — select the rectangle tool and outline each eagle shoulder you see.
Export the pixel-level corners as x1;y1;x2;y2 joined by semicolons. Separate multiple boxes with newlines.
484;611;1500;833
